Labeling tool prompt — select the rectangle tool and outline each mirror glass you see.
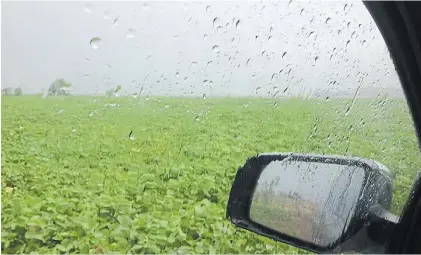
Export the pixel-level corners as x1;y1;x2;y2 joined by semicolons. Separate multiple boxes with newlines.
249;159;366;246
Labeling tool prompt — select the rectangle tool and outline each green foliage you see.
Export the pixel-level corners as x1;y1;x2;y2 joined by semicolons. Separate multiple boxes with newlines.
1;96;420;253
2;87;14;96
48;78;72;96
14;87;23;96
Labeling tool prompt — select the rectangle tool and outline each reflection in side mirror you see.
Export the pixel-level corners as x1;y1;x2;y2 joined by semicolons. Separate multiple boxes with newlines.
249;160;365;246
227;153;398;253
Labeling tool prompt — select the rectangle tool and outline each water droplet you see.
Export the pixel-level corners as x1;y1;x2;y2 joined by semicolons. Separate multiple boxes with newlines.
202;93;207;100
58;109;64;114
212;45;220;53
325;17;331;24
217;26;224;33
84;3;92;13
129;130;135;140
282;52;287;58
346;40;351;48
90;37;101;49
113;16;119;27
315;56;319;62
300;8;305;15
89;111;96;117
347;21;351;28
351;31;356;39
195;115;200;121
126;29;135;39
308;31;315;38
203;34;208;40
103;11;110;20
176;72;179;77
362;40;367;47
84;56;90;61
213;17;219;28
72;128;77;133
142;3;150;11
235;19;240;29
206;5;211;15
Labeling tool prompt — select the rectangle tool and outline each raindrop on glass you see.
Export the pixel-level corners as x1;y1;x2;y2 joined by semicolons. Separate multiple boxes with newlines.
235;19;240;29
282;52;287;58
325;17;331;24
142;3;150;11
213;17;219;28
113;16;119;27
126;29;135;39
90;37;101;49
84;3;92;13
206;5;211;15
300;8;305;15
129;131;135;140
212;45;220;53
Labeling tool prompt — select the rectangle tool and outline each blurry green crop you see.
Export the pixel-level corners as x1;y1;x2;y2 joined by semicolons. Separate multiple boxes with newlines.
1;95;419;253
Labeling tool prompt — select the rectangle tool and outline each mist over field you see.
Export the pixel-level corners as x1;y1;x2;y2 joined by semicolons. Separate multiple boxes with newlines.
2;1;404;98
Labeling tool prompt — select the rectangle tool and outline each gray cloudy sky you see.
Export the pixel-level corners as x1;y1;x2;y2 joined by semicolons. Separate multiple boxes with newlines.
2;1;404;97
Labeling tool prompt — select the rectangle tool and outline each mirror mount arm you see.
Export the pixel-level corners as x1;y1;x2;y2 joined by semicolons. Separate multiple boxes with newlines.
366;204;400;245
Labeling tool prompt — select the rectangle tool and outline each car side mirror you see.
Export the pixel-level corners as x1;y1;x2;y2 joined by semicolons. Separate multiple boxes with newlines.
226;153;399;253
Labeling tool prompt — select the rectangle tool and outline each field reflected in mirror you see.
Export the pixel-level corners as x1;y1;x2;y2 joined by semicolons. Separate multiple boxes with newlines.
250;159;366;246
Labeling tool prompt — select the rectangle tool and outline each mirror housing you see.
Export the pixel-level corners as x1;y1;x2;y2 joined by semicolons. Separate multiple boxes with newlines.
226;153;398;253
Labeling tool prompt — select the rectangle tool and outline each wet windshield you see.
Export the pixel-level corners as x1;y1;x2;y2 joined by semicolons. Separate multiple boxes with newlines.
2;1;420;253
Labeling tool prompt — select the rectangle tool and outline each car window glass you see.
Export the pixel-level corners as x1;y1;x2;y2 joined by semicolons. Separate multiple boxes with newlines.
2;1;420;253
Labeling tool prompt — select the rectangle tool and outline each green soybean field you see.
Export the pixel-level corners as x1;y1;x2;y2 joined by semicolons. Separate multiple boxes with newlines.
1;96;420;254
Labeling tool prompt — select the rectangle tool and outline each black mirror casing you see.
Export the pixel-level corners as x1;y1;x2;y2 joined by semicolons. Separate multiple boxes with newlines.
226;153;396;253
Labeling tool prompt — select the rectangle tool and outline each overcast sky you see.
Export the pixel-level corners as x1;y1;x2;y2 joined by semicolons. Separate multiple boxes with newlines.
2;1;404;98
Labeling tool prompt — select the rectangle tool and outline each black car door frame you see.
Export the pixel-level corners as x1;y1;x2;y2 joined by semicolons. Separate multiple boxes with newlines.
364;1;421;253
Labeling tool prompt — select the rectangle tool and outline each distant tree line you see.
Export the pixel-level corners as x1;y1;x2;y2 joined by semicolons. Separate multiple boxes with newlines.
2;87;23;96
2;78;75;96
47;78;72;96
